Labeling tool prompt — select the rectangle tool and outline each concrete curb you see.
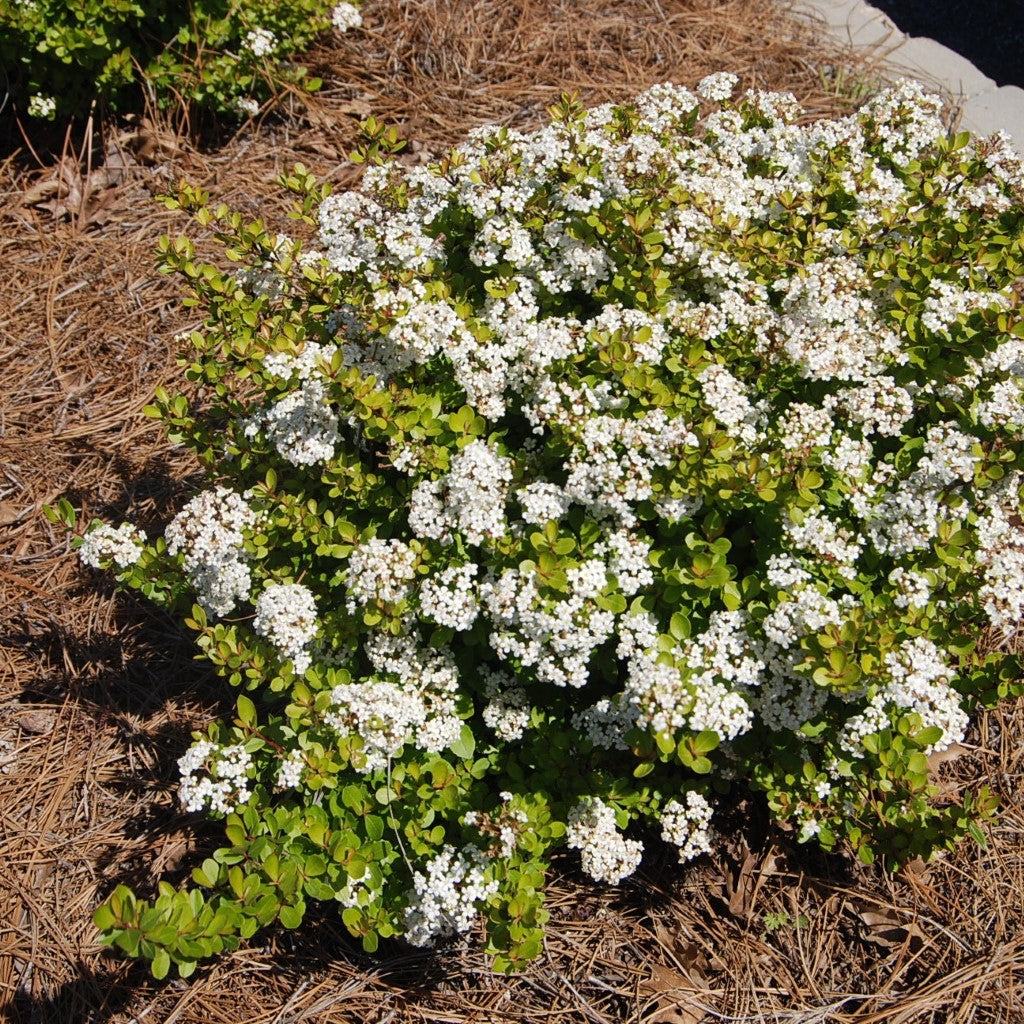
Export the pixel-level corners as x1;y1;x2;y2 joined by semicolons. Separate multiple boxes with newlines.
786;0;1024;152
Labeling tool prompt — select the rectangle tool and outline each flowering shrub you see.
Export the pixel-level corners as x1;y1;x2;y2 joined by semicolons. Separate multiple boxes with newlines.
68;76;1024;978
1;1;362;123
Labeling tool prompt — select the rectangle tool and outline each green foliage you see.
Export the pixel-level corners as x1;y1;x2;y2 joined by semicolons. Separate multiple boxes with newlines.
76;81;1024;977
1;0;358;124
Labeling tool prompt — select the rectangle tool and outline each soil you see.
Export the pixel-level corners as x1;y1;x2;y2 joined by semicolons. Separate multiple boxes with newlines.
869;0;1024;89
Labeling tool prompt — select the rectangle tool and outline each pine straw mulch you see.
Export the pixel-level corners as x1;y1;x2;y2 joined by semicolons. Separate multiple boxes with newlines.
1;0;1023;1021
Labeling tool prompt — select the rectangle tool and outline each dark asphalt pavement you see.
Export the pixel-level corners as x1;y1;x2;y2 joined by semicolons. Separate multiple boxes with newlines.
869;1;1024;88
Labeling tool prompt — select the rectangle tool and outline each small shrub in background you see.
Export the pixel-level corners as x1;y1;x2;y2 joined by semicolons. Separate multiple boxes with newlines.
1;0;363;125
64;77;1024;978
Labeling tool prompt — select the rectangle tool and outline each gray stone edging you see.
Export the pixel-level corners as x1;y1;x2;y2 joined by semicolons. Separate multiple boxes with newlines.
785;0;1024;152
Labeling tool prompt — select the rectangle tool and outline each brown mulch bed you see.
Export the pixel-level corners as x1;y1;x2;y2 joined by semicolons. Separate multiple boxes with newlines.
2;1;1023;1021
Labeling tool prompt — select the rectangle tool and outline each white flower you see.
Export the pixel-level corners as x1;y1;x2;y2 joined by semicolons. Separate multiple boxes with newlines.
253;583;318;673
234;97;259;118
79;522;146;569
28;94;56;119
244;379;340;467
178;740;253;815
332;2;362;31
165;487;257;616
566;797;643;884
244;28;277;58
403;845;498;946
346;538;417;609
696;72;738;102
659;793;714;863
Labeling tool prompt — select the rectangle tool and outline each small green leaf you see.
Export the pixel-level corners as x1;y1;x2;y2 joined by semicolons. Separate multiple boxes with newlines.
151;947;171;980
93;903;116;931
449;723;476;760
236;694;256;725
279;903;304;929
692;730;719;754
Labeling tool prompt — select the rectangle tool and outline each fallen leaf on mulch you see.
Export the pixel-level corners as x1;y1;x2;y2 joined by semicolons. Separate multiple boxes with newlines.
15;710;57;736
640;963;712;1024
21;143;138;224
853;903;926;951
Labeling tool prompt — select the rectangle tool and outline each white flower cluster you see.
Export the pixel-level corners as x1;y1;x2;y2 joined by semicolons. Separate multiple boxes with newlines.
888;567;933;610
481;560;615;688
975;479;1024;632
345;538;417;610
920;279;1008;335
697;363;765;445
253;582;318;673
419;563;480;630
28;94;56;119
178;739;253;814
696;71;738;103
517;481;571;526
659;792;714;863
840;638;967;757
786;510;863;580
331;2;361;31
164;487;257;616
79;522;146;569
481;669;531;741
324;635;461;771
403;844;498;946
243;380;340;466
410;440;513;546
571;697;637;750
275;749;306;790
243;28;276;57
622;610;759;741
562;410;698;526
566;797;644;884
598;530;654;595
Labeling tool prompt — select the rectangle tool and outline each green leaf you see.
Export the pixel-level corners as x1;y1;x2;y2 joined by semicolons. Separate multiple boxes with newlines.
236;694;256;725
151;947;171;980
692;730;719;754
449;723;476;760
669;612;690;640
279;903;304;929
93;903;116;931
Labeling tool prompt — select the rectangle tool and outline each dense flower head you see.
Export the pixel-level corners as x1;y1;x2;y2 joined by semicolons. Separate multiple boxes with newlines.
164;486;257;616
331;2;361;32
88;78;1024;973
79;522;146;569
566;797;644;883
178;740;253;815
253;582;318;673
